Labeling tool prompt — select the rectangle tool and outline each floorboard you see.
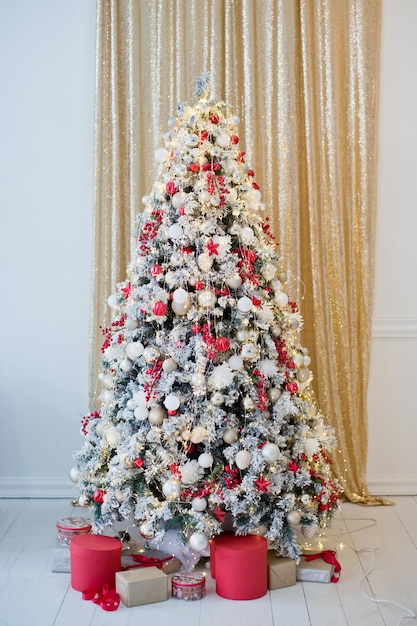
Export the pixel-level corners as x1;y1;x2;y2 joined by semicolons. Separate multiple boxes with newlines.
0;497;416;626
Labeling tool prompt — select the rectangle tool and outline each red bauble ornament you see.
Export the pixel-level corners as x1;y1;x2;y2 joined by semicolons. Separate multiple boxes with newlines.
189;163;200;172
168;409;177;416
166;181;177;195
93;489;106;504
215;337;230;352
194;281;205;290
183;441;196;456
134;458;144;468
210;114;219;124
230;135;239;144
150;264;163;277
152;301;168;316
178;207;185;215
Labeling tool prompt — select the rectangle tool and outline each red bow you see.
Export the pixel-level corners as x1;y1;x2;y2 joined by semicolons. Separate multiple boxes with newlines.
304;550;341;583
125;554;174;570
82;584;120;611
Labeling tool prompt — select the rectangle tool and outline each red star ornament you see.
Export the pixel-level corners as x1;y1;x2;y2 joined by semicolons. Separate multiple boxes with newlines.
213;506;226;523
205;239;220;256
121;282;131;299
255;475;271;493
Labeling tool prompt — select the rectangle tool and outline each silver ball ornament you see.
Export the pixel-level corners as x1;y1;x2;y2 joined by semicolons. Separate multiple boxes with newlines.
286;510;301;526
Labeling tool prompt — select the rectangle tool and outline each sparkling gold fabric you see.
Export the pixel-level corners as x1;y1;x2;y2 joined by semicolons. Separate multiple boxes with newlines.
90;0;389;505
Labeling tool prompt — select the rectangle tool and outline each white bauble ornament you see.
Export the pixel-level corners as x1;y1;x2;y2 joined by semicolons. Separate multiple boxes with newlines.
211;195;221;207
248;329;259;342
107;294;119;309
198;452;213;468
102;373;115;389
170;251;183;267
125;317;138;330
148;406;167;425
242;396;255;411
139;522;155;539
162;479;181;499
197;252;213;272
231;115;240;125
223;428;239;444
211;392;224;406
303;355;311;366
216;133;230;148
191;497;207;512
262;410;271;420
115;490;126;504
141;194;149;205
106;426;121;447
164;271;177;287
225;273;242;289
143;346;160;363
155;147;169;162
120;358;133;373
236;329;249;342
228;188;238;201
173;287;189;303
198;190;211;204
261;442;280;462
276;292;289;307
228;355;243;370
162;358;178;373
186;134;199;147
235;450;251;470
191;426;207;444
297;367;311;383
95;421;105;436
168;223;184;240
241;226;255;241
134;405;149;421
232;170;243;183
263;263;277;280
241;343;257;360
167;116;178;129
267;387;281;403
191;372;205;387
126;341;144;360
164;394;180;411
172;191;186;209
237;296;253;312
189;531;209;552
271;324;281;337
228;222;241;236
294;354;304;368
286;510;301;526
126;398;136;411
78;494;89;507
197;289;216;308
172;299;192;315
278;271;288;282
69;466;80;483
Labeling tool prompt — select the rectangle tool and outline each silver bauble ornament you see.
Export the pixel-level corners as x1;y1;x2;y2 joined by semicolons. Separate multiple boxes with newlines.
143;346;160;363
148;406;167;425
223;428;239;444
162;479;182;499
286;510;301;526
267;387;281;403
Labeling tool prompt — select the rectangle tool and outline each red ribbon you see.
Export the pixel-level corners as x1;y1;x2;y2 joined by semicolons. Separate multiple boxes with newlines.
82;584;120;611
125;553;174;570
303;550;341;583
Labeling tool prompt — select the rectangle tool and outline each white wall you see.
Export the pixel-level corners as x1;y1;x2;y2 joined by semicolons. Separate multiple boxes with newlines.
0;0;95;495
0;0;415;498
366;0;417;495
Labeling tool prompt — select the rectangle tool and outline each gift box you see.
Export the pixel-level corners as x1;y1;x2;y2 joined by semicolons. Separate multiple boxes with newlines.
56;517;92;546
210;532;268;600
51;548;70;573
70;534;122;591
116;567;168;607
171;572;206;601
296;550;341;583
122;549;181;575
267;551;296;590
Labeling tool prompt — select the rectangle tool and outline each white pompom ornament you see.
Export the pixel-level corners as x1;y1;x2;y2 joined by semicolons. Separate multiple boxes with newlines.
189;531;209;552
235;450;251;470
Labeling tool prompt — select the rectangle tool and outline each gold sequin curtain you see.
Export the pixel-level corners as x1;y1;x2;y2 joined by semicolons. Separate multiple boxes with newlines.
90;0;387;504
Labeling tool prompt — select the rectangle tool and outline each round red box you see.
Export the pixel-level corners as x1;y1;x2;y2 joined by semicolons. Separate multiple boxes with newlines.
70;534;122;591
171;572;206;601
56;517;92;546
210;533;267;600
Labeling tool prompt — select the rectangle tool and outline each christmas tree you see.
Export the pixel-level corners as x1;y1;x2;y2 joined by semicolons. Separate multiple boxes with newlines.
73;74;340;561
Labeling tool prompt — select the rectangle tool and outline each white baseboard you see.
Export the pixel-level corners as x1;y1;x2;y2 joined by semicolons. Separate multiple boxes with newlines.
367;475;417;496
0;477;78;499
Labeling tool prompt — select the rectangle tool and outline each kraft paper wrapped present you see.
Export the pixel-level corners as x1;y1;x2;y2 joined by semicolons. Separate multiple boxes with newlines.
267;551;296;590
116;566;168;607
296;550;341;583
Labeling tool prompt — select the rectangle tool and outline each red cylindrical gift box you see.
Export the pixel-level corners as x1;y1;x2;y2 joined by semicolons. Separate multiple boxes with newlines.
70;534;122;591
211;533;268;600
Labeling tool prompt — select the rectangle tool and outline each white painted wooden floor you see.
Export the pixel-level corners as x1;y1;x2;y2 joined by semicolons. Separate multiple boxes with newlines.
0;496;416;626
